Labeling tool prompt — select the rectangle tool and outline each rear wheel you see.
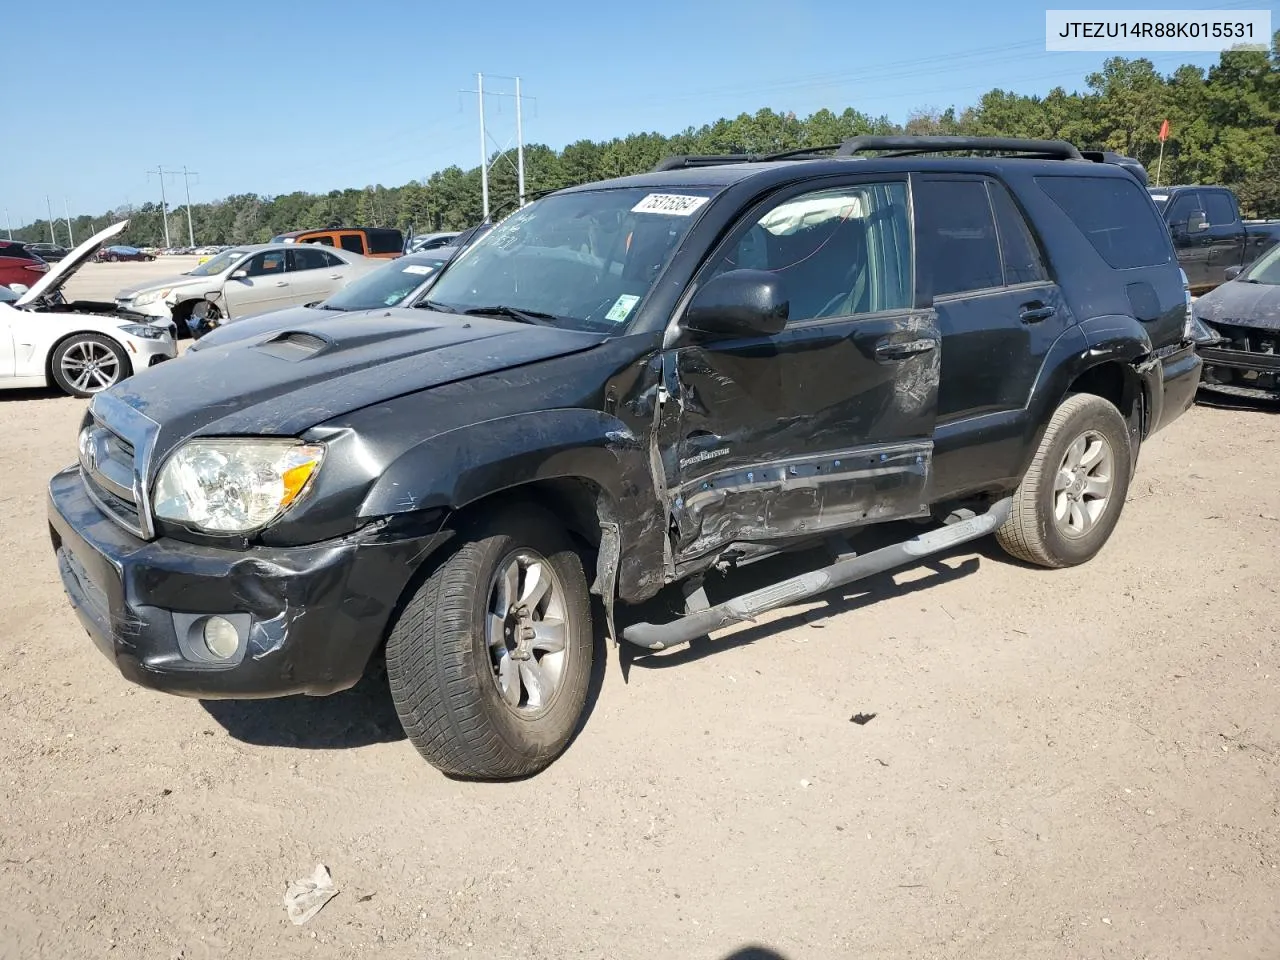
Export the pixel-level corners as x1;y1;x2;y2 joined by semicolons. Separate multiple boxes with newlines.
996;393;1132;568
51;334;132;398
386;506;593;779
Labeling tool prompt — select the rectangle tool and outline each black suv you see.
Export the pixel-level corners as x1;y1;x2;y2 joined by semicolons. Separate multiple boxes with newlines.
48;137;1201;779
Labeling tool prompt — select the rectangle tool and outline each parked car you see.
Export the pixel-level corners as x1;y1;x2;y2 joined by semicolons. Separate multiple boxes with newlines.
186;247;459;347
114;242;380;335
47;136;1200;780
0;220;175;397
407;232;460;252
271;227;404;259
96;245;156;263
1147;185;1280;294
28;242;70;262
0;240;50;288
1189;240;1280;400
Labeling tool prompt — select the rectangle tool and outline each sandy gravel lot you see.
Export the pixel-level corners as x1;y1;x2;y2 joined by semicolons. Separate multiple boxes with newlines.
2;260;1279;959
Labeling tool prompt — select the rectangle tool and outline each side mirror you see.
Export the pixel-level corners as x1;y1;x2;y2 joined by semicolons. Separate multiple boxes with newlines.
1225;265;1243;281
231;269;248;280
1187;211;1209;232
683;269;788;340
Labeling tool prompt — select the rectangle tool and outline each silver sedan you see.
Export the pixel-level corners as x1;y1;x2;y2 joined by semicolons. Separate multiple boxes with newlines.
114;243;380;335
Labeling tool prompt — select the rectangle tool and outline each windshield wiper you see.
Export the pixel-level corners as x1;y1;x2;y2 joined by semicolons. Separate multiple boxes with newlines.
461;305;560;326
416;298;459;314
313;302;346;310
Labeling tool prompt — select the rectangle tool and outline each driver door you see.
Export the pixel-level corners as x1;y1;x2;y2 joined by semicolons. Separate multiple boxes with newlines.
221;249;291;318
658;178;940;564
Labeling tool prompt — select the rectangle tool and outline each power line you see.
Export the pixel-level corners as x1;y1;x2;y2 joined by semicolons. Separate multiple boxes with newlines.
460;74;535;219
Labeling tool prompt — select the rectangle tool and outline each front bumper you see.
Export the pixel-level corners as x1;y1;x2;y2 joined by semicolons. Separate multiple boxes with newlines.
1197;344;1280;401
47;466;450;699
115;299;171;322
123;333;178;369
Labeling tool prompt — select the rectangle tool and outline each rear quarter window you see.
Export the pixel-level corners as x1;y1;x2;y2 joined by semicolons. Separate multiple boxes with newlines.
366;229;404;255
0;243;34;260
1035;175;1172;269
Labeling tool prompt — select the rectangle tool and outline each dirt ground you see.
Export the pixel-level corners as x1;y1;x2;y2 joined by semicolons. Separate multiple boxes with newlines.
2;260;1279;960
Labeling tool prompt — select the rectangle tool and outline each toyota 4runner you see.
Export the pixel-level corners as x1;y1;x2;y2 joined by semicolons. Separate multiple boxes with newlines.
48;137;1202;779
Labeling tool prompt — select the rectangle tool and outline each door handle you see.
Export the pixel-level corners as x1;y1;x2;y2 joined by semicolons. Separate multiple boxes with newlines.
328;273;342;279
1020;303;1055;323
274;281;289;287
874;337;936;362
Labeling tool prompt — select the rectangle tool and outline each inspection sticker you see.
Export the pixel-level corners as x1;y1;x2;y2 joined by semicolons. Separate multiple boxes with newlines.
631;193;710;216
401;264;437;275
605;294;641;323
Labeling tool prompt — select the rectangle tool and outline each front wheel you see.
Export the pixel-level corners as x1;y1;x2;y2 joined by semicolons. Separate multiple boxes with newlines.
996;393;1133;568
51;333;131;397
386;506;593;779
186;300;222;339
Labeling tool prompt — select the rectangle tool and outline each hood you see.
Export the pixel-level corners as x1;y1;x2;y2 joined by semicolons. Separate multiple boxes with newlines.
106;308;608;461
115;272;206;300
188;304;326;352
1193;279;1280;333
16;219;129;307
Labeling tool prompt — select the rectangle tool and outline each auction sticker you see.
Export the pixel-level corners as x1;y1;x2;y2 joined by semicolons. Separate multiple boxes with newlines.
401;264;437;275
631;193;710;216
606;294;641;323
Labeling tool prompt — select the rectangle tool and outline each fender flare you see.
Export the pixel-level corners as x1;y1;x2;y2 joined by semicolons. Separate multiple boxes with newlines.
358;408;671;606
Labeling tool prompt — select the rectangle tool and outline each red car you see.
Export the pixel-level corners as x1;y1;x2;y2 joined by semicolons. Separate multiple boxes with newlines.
94;245;155;262
0;241;50;290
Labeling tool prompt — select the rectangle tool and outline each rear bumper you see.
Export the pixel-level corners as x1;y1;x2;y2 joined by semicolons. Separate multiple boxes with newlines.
47;466;450;699
1148;342;1202;434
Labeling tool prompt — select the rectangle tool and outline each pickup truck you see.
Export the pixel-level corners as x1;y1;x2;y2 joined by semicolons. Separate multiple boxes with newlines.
1148;184;1280;294
48;136;1202;780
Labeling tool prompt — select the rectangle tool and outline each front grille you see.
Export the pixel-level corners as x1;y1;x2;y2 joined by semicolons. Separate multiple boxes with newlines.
1212;323;1280;355
76;393;161;540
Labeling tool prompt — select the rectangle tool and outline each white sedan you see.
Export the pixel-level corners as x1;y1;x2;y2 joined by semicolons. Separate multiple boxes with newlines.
0;220;176;398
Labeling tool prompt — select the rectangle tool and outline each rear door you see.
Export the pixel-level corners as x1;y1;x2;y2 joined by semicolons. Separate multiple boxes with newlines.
286;246;346;305
659;177;940;564
914;174;1071;499
1202;188;1246;279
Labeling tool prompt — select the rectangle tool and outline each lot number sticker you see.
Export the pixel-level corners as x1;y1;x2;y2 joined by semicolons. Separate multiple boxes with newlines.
631;193;709;216
605;294;641;323
401;264;437;275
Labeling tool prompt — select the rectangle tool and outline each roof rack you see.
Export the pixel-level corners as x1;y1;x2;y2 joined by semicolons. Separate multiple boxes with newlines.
834;136;1083;159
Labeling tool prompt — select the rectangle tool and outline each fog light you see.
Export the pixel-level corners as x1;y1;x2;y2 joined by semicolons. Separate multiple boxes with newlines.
203;616;240;659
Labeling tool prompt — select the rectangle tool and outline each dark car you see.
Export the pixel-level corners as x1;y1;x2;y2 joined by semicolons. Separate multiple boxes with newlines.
28;242;70;262
1190;241;1280;400
47;136;1200;780
1148;185;1280;294
96;245;156;263
184;247;459;343
0;240;50;289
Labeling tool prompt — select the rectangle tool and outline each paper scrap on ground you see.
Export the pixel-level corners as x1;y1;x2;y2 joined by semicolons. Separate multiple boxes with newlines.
284;864;338;925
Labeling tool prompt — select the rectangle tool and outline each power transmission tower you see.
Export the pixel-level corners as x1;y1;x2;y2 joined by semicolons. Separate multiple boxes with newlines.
149;166;200;247
146;167;172;248
63;197;75;247
459;74;534;221
45;196;56;244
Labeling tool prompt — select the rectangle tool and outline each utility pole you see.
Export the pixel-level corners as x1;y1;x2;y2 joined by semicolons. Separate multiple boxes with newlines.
46;195;56;244
477;73;489;220
180;166;198;246
460;74;534;221
63;198;75;247
4;209;11;240
147;166;172;248
515;76;525;209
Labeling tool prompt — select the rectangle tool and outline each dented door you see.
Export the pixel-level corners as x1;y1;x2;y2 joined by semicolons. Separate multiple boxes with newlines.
662;308;940;562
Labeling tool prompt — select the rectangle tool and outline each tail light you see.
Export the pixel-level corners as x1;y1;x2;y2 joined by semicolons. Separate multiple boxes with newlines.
1180;268;1194;341
24;262;49;274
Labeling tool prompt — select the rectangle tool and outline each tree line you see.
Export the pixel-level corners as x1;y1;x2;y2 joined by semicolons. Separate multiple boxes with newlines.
12;37;1280;249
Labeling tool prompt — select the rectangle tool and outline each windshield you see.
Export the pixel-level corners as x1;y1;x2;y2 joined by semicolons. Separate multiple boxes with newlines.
1241;243;1280;285
188;248;247;277
425;187;716;332
321;255;449;310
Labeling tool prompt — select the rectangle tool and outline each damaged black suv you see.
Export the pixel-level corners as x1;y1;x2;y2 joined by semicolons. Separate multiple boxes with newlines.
48;137;1201;779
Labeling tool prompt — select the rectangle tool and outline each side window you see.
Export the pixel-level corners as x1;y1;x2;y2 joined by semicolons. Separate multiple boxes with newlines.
321;250;345;268
367;230;404;254
244;251;286;277
704;182;911;323
339;234;365;255
914;179;1004;297
1164;191;1203;227
308;235;336;247
1036;175;1173;269
988;181;1048;285
1204;191;1236;226
289;247;332;271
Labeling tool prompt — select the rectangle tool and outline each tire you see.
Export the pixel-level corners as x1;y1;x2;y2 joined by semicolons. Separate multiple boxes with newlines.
996;393;1133;568
107;254;118;263
386;506;593;779
50;333;132;398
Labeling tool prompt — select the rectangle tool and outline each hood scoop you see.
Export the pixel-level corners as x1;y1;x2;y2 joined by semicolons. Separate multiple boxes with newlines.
254;330;333;361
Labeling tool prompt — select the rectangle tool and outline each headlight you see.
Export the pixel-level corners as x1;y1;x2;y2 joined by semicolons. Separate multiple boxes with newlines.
119;323;166;340
132;288;169;307
153;439;325;534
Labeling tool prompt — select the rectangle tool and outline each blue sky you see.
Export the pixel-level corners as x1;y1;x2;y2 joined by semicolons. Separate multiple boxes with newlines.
2;0;1263;227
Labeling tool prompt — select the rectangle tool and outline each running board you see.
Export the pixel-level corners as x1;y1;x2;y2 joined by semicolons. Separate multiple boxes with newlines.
621;497;1012;651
